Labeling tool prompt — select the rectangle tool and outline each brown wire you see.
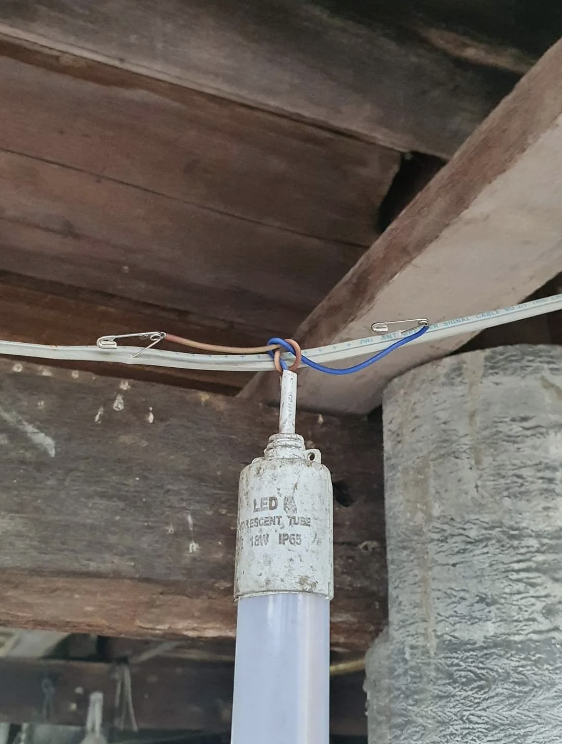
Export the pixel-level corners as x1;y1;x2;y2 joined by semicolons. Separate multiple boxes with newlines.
165;332;301;373
165;333;279;354
273;339;302;374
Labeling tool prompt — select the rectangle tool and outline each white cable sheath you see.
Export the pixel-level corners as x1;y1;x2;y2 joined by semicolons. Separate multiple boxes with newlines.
0;293;560;372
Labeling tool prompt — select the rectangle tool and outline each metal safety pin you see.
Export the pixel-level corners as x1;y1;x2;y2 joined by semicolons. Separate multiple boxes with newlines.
96;331;166;358
371;318;429;334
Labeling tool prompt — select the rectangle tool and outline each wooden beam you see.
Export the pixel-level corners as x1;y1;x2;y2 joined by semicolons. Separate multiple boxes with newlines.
0;1;518;157
0;41;398;338
242;37;562;414
0;658;366;736
0;39;397;247
0;359;385;650
0;658;233;732
0;272;258;395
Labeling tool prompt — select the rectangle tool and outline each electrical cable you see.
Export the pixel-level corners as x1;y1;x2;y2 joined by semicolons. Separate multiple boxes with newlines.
164;334;278;354
267;323;429;374
0;293;559;373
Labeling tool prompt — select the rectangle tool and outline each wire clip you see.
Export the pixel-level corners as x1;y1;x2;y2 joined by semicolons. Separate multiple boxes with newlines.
371;318;429;334
96;331;166;358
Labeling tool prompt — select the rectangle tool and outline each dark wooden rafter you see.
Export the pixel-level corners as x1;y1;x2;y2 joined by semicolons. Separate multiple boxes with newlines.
0;39;397;247
0;38;399;348
0;658;367;737
0;0;518;157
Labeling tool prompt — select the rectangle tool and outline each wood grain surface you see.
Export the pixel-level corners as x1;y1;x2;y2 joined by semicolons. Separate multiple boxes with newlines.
0;0;518;156
0;359;386;650
0;41;399;340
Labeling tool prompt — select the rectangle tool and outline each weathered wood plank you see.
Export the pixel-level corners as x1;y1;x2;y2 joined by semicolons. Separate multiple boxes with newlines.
0;360;385;650
0;147;363;335
0;272;257;394
0;658;366;736
0;658;233;732
0;39;398;246
242;37;562;414
0;0;518;157
0;39;399;349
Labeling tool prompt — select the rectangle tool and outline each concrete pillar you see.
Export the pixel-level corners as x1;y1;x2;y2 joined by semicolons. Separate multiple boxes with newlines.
365;628;389;744
367;346;562;743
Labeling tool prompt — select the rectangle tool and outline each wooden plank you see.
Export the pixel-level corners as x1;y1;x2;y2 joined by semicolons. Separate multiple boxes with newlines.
0;359;385;650
0;658;233;732
392;0;556;68
0;272;258;395
0;658;366;736
0;40;399;351
0;39;398;246
242;37;562;414
0;147;363;336
0;0;518;157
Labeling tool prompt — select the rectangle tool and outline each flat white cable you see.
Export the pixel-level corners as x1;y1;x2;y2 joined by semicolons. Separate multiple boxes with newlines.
0;293;559;372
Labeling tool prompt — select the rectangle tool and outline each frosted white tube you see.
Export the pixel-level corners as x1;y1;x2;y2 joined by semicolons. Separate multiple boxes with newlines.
231;593;330;744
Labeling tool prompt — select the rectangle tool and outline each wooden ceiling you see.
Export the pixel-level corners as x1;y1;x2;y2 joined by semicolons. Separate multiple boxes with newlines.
0;0;551;395
1;4;562;741
0;36;395;361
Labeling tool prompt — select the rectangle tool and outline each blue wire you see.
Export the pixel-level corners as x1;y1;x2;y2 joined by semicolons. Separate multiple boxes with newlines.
268;325;429;375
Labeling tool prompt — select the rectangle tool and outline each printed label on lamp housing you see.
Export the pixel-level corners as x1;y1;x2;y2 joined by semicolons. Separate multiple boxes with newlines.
235;433;334;600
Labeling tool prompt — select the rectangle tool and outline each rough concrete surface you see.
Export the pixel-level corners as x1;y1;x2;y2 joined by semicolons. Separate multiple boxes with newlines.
371;346;562;743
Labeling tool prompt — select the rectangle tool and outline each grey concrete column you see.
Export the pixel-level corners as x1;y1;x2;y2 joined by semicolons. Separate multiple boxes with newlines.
365;628;389;744
367;346;562;743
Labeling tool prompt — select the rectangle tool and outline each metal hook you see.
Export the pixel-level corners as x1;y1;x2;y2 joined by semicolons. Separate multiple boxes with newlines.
96;332;166;358
371;318;429;335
